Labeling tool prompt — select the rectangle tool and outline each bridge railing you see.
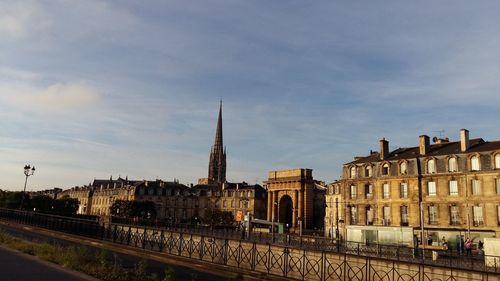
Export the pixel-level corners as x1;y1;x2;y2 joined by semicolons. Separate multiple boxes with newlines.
1;208;499;280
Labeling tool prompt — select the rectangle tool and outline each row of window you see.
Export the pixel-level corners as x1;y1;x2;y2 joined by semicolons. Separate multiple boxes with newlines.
349;178;500;199
222;200;249;209
349;154;500;178
348;205;497;226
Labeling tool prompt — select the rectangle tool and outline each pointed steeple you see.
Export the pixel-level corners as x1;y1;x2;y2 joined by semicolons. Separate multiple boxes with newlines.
214;99;223;150
208;100;227;187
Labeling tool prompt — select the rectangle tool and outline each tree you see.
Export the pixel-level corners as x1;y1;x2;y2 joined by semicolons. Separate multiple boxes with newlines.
204;209;234;226
110;200;156;219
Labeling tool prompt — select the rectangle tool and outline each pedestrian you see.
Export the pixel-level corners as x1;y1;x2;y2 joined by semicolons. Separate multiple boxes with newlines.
455;235;461;255
465;238;472;256
478;240;484;250
441;236;448;250
459;236;465;255
427;234;433;246
413;235;420;257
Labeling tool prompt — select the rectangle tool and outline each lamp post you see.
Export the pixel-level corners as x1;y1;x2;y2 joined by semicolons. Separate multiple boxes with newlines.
335;198;340;241
420;201;425;260
20;164;35;210
271;201;277;242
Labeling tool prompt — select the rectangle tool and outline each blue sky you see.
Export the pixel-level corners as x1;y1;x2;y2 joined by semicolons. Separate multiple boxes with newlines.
1;1;500;190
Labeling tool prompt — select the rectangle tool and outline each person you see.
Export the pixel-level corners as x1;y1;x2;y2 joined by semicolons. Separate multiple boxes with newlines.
427;234;433;246
413;235;420;257
478;240;484;256
441;236;448;250
459;236;465;255
465;238;472;256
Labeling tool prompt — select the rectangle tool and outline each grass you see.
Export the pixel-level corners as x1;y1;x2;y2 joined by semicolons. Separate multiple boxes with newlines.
0;231;175;281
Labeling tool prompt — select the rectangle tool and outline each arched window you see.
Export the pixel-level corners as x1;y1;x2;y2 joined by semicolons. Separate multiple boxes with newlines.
350;166;356;178
471;155;480;171
400;162;407;175
382;163;389;175
495;154;500;169
365;165;372;177
448;157;457;172
427;159;436;174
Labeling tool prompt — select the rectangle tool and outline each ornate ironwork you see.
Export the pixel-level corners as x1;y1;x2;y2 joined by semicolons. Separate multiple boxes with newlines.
0;208;499;281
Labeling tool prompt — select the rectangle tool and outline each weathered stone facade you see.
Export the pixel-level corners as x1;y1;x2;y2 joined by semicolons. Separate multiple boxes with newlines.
60;177;267;223
265;168;325;231
336;129;500;244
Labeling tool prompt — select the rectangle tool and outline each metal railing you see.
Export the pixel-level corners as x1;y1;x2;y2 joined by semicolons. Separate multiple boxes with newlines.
1;208;499;281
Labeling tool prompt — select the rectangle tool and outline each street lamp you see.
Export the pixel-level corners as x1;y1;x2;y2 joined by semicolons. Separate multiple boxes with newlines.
20;164;35;210
271;201;277;242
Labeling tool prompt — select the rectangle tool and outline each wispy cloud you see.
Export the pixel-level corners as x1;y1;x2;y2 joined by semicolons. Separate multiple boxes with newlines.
0;0;49;39
1;1;500;190
7;83;100;113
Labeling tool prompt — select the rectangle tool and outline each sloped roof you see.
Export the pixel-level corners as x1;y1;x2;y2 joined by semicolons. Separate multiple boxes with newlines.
346;138;500;165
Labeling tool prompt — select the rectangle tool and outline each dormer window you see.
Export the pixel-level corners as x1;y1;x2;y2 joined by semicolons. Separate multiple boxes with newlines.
471;155;480;171
399;162;407;175
382;163;389;176
427;159;436;174
448;157;457;172
350;166;357;178
365;165;372;177
495;154;500;169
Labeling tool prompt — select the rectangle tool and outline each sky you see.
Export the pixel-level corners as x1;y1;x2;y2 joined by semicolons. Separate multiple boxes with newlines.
1;1;500;191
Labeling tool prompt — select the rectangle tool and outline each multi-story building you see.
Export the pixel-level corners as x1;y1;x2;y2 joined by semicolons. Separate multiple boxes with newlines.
59;102;268;224
324;181;344;239
339;129;500;246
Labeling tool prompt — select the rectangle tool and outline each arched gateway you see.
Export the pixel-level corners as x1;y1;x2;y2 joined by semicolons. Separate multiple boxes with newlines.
265;168;323;232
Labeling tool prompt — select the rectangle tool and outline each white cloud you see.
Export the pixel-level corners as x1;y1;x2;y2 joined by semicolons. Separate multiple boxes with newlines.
9;83;100;113
0;0;49;39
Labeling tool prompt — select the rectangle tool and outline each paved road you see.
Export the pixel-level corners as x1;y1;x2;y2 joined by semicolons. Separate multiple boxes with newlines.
0;223;229;281
0;245;98;281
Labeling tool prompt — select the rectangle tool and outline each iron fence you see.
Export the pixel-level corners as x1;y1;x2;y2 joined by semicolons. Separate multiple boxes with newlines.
1;208;499;281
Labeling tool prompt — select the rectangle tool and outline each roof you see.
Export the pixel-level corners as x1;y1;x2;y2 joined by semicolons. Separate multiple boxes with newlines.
346;138;500;165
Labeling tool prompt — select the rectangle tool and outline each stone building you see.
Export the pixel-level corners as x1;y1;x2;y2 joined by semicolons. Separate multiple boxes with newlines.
266;168;325;232
324;181;344;239
59;102;268;225
339;129;500;245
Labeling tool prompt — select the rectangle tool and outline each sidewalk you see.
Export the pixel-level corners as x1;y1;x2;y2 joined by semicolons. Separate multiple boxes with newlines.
0;245;100;281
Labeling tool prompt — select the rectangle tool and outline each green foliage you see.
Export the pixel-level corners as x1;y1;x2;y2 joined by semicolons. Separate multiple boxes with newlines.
163;266;175;281
111;200;157;219
204;209;234;226
0;190;78;215
0;231;164;281
0;190;24;209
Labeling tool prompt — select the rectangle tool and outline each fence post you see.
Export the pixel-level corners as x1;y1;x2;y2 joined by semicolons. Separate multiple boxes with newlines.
113;224;117;243
159;229;164;252
200;236;204;260
251;242;256;271
223;239;229;265
127;226;132;245
142;227;147;249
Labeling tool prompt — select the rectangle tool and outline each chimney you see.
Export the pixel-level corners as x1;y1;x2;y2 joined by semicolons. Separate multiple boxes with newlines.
380;138;389;160
419;135;430;155
460;129;469;152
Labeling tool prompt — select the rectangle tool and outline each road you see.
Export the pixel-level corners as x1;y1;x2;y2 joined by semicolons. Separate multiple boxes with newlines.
0;245;98;281
0;223;230;281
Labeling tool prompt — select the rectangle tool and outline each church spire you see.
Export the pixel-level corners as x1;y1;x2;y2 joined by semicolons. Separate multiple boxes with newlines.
208;100;226;186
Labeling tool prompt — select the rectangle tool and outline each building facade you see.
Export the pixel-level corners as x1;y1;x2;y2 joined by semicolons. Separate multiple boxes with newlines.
338;129;500;246
266;168;325;232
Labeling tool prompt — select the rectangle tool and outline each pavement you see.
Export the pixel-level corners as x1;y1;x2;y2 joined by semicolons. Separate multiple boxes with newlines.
0;245;99;281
